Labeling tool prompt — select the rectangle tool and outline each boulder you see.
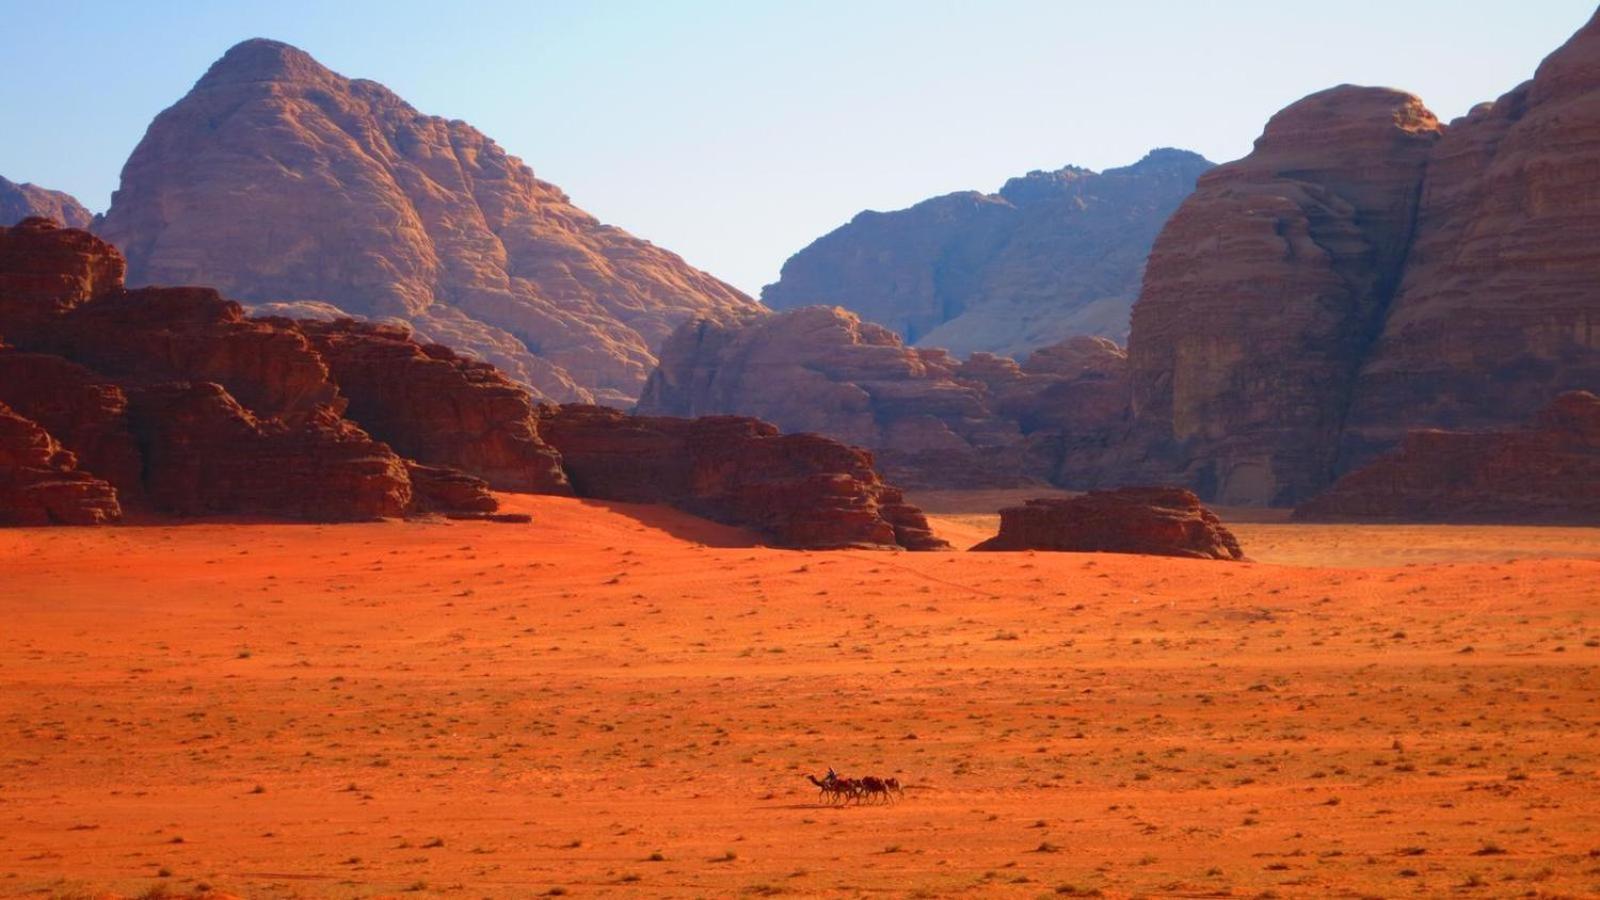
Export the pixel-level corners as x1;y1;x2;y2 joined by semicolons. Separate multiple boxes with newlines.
972;487;1245;560
537;404;948;550
1294;391;1600;523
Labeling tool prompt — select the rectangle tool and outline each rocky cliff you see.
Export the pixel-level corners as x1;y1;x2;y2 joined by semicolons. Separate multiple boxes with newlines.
0;400;122;525
538;404;948;550
1294;391;1600;523
0;176;91;229
0;218;497;521
637;305;1129;488
762;149;1213;356
1122;11;1600;507
1125;86;1443;506
94;38;758;405
2;219;942;546
1338;12;1600;466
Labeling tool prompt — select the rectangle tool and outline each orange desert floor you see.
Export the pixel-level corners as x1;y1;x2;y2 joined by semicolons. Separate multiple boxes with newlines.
2;494;1599;898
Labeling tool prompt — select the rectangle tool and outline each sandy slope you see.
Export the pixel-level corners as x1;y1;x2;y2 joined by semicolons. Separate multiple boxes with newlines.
2;495;1598;898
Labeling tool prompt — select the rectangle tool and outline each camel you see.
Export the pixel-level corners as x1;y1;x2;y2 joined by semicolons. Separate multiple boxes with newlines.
806;773;859;804
858;776;890;804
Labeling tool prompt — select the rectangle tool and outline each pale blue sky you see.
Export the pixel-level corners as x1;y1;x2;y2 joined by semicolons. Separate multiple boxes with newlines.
2;1;1593;293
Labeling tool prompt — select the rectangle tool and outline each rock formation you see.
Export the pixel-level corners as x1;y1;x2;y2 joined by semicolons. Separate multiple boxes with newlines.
1338;12;1600;466
94;38;758;404
1125;86;1443;507
128;382;413;520
291;318;569;493
0;218;496;521
0;176;92;229
537;404;949;550
0;348;144;497
972;487;1245;560
763;149;1213;355
0;401;122;525
1294;391;1600;523
2;219;941;544
1124;10;1600;507
637;305;1129;488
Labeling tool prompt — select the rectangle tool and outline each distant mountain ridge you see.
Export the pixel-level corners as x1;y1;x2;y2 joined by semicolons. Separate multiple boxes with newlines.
93;38;759;404
761;148;1214;357
0;176;92;229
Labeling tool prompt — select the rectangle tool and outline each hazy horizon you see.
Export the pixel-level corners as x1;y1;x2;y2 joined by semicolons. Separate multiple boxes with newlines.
2;0;1594;294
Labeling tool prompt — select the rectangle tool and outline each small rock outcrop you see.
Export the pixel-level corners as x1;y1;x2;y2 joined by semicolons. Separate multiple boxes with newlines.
537;404;949;550
972;487;1245;560
94;38;758;404
0;401;122;525
763;149;1213;356
637;306;1129;488
0;177;92;229
1294;391;1600;523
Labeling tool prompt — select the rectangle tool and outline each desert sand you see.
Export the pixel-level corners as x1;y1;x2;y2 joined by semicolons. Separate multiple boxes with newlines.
2;494;1599;898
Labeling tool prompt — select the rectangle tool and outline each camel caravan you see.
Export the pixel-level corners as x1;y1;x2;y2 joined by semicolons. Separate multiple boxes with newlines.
806;769;904;805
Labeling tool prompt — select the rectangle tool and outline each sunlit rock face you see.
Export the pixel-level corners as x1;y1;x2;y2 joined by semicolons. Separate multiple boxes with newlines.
95;38;758;405
1123;11;1600;507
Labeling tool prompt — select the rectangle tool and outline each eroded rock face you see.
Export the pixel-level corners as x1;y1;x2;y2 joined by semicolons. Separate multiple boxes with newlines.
0;217;124;328
0;218;496;522
0;401;121;525
972;487;1245;560
291;318;569;493
128;382;412;520
1339;12;1600;466
1295;391;1600;523
537;404;949;550
0;347;143;497
0;178;92;229
1125;87;1443;506
1124;12;1600;508
763;149;1213;356
637;306;1129;488
94;38;757;404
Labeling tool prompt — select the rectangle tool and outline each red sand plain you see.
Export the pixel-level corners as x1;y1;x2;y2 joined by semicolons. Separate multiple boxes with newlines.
2;493;1599;898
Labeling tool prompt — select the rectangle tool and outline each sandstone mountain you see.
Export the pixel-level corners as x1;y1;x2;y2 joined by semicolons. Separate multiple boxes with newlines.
0;176;92;229
762;149;1213;356
1124;9;1600;506
637;305;1129;488
1125;86;1443;505
93;38;758;405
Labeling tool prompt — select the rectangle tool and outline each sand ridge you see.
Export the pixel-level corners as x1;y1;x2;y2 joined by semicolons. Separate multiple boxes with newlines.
2;494;1599;897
